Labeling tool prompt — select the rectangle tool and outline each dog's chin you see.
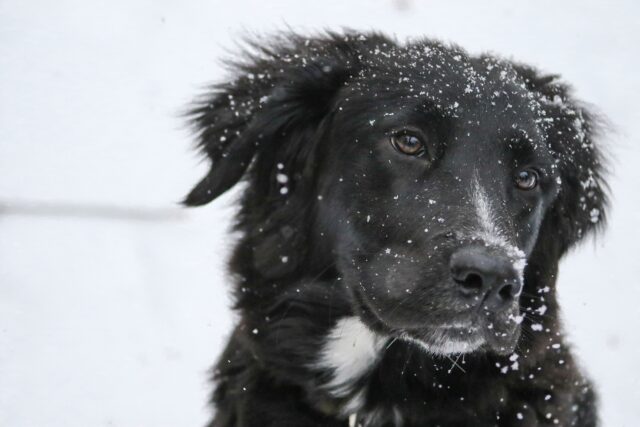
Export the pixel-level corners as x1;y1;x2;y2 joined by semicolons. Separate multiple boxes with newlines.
400;321;520;356
351;287;520;356
399;326;486;355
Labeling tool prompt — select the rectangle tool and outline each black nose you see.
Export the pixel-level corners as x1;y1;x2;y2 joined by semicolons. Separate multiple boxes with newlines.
450;247;522;309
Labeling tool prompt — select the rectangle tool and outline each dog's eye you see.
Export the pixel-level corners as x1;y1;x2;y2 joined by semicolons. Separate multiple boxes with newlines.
390;132;426;156
515;169;539;191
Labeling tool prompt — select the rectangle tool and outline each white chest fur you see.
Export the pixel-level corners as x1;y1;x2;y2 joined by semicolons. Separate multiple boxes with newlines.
316;317;386;415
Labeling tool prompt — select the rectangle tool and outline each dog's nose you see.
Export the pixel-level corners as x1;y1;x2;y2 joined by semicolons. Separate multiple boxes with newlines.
450;247;522;309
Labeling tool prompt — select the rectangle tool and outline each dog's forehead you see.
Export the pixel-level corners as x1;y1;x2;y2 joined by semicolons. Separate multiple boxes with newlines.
357;43;537;119
345;44;548;149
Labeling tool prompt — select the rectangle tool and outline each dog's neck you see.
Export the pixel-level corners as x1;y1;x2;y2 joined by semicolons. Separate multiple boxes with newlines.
310;312;560;424
233;270;563;425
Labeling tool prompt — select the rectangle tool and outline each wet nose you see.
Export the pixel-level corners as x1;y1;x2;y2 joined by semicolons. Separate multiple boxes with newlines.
450;246;522;309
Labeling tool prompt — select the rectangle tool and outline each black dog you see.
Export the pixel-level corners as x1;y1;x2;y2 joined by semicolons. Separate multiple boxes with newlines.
184;31;607;427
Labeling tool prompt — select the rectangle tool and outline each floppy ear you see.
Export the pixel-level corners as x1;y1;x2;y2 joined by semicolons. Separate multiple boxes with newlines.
514;65;608;255
184;32;393;278
184;32;385;206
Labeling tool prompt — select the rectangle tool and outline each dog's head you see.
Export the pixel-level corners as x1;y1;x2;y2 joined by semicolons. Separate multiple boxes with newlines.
185;32;607;356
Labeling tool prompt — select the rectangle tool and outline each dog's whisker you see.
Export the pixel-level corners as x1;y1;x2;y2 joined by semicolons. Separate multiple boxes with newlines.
446;353;466;374
386;336;399;349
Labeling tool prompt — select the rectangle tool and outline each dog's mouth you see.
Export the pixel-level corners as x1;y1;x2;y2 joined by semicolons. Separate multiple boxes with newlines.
399;317;520;356
399;325;485;355
352;286;520;356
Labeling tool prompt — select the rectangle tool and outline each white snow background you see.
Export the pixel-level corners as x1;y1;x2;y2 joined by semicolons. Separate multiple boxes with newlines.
1;0;639;426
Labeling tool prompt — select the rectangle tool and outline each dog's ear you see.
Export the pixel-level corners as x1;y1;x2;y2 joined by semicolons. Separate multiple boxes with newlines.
514;65;608;254
183;32;381;206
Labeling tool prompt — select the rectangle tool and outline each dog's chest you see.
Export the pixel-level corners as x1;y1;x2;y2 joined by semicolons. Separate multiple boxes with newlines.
312;317;505;427
314;317;405;426
315;317;384;405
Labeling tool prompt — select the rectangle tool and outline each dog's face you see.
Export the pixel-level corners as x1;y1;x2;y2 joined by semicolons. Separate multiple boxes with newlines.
185;33;606;358
316;58;562;355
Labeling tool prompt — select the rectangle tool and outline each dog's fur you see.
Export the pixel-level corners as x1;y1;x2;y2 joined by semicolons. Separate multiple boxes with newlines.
184;31;607;427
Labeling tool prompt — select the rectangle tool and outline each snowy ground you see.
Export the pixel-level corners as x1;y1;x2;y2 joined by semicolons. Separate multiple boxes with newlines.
1;1;639;426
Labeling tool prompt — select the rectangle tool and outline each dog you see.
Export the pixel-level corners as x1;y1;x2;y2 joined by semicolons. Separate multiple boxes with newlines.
184;31;607;427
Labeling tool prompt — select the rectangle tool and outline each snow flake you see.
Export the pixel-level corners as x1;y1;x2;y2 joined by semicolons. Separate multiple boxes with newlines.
510;315;524;325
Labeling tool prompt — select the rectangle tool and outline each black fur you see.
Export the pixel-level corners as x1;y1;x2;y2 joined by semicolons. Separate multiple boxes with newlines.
184;31;607;427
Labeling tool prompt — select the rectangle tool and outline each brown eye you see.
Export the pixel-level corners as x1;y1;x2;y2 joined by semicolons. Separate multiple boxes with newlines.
515;169;539;190
390;132;426;156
